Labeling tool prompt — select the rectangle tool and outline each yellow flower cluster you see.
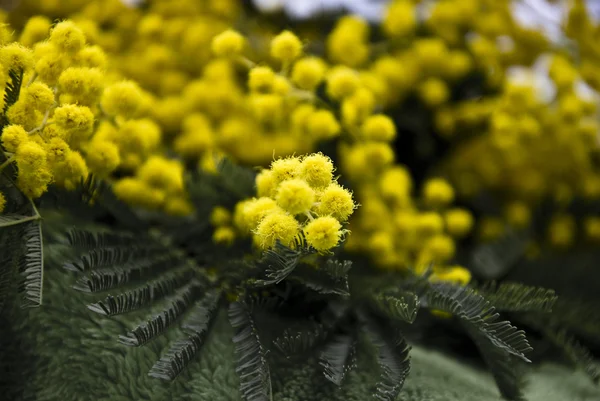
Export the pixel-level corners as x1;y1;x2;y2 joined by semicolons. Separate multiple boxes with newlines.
0;17;191;214
234;153;355;252
1;0;599;275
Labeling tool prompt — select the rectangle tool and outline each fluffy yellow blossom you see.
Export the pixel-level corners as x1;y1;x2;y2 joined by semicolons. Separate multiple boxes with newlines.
254;210;300;250
0;191;6;213
291;57;327;90
270;30;303;63
1;125;29;153
317;183;355;221
19;16;52;47
304;216;343;251
423;178;454;208
164;197;194;217
270;156;301;184
326;66;360;100
361;114;397;142
248;66;276;93
211;29;245;57
300;153;334;189
213;226;236;246
444;208;473;238
308;110;341;140
255;169;277;198
49;20;86;53
85;140;120;177
210;206;232;226
113;178;165;210
0;43;34;71
100;80;144;118
137;156;184;194
275;179;315;215
383;0;416;38
22;82;54;112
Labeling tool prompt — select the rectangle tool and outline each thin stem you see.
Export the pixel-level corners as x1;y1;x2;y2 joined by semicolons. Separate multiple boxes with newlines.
26;72;38;87
0;155;15;172
0;214;40;228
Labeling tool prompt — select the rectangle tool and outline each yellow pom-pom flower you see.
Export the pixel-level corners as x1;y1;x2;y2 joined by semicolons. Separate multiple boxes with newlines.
383;0;416;38
49;20;86;53
271;30;303;63
19;16;52;47
85;141;120;177
22;82;55;112
213;226;236;246
270;156;301;184
210;206;232;226
275;179;316;215
326;66;360;100
53;104;94;142
254;209;300;250
300;153;334;189
444;208;473;238
255;169;277;198
59;67;104;104
423;178;454;208
164;197;194;216
0;43;34;71
418;78;450;107
248;66;276;93
242;197;280;232
137;156;184;193
307;110;341;140
317;183;355;221
100;80;144;118
211;29;245;57
304;216;343;251
291;57;327;90
361;114;397;142
113;178;165;210
15;141;47;171
1;125;29;153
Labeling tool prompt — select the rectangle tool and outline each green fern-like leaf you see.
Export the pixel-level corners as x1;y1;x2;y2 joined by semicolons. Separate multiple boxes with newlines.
476;282;557;313
424;284;533;362
253;236;314;287
19;220;43;308
423;283;533;400
87;266;196;316
72;252;185;293
465;324;527;401
273;322;331;356
319;334;356;386
371;288;419;324
118;280;205;346
149;289;222;380
291;259;352;297
229;300;272;401
1;68;23;127
363;316;411;401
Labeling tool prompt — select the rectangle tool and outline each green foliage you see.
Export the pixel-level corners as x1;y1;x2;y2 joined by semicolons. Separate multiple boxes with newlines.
475;282;557;313
1;68;23;128
229;300;272;401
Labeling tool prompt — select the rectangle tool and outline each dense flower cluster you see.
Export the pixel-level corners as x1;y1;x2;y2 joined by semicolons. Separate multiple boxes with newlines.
234;153;355;252
0;0;599;276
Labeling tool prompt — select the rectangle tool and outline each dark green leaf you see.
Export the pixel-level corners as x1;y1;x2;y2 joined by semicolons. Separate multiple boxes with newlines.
229;301;272;401
319;334;356;386
149;290;221;380
476;282;557;313
118;281;204;346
